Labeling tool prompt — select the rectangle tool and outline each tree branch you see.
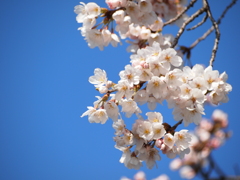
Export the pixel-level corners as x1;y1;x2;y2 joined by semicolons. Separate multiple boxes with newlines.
189;0;238;50
170;119;183;131
203;0;220;67
171;6;207;48
163;0;197;27
187;13;208;31
208;153;226;178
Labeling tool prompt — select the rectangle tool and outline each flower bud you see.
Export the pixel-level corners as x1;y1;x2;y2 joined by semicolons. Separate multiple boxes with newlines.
99;86;108;94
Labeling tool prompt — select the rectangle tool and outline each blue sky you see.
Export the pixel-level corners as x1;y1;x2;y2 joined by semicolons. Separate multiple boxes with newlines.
0;0;240;180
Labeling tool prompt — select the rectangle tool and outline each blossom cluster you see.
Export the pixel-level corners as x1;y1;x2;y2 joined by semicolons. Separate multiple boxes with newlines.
80;44;231;168
81;40;231;127
74;0;188;51
170;109;231;179
112;113;192;169
76;0;232;170
121;171;169;180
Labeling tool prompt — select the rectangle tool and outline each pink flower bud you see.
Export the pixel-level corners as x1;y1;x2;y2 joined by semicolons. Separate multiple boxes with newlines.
209;138;221;149
106;80;113;88
155;139;163;148
143;63;149;69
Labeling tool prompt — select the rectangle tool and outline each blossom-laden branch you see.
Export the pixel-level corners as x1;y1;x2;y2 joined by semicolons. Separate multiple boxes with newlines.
75;0;234;171
169;110;240;180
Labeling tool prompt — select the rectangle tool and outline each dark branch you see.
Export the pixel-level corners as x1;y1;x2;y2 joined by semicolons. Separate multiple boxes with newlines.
171;6;207;48
163;0;197;27
170;119;183;131
187;13;208;31
208;154;226;178
190;0;238;50
203;0;220;67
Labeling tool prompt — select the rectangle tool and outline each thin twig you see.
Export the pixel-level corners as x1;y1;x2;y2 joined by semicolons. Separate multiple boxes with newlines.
209;177;240;180
163;0;198;27
190;25;214;49
208;153;226;178
171;6;207;48
199;167;210;180
203;0;220;67
216;0;238;26
234;164;240;176
190;0;238;49
187;13;208;31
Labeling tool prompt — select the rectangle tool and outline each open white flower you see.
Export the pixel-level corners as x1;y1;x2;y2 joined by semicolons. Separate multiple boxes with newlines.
105;101;119;121
120;99;141;118
88;108;108;124
146;112;163;123
119;64;141;86
115;80;133;100
150;17;163;31
139;26;151;40
81;106;96;118
164;133;175;149
138;146;161;169
134;89;149;105
139;0;153;13
136;121;154;141
152;123;166;140
174;130;191;149
146;76;166;99
74;2;100;23
204;66;219;90
89;68;108;87
112;119;126;135
102;29;121;47
112;10;125;24
159;48;183;70
83;29;105;50
119;148;142;170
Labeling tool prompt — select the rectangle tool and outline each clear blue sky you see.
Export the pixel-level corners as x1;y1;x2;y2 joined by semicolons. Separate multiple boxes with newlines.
0;0;240;180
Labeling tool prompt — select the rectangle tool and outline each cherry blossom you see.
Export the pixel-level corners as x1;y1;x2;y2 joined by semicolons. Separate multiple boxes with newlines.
76;0;233;171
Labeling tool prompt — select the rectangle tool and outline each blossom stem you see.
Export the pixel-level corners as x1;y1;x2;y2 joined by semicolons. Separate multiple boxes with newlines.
170;119;183;131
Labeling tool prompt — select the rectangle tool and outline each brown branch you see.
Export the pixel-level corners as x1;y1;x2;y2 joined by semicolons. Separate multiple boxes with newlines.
216;0;238;26
163;0;198;27
190;25;214;49
170;119;183;131
209;177;240;180
189;0;238;50
187;13;208;31
203;0;220;67
208;153;226;178
171;6;207;48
